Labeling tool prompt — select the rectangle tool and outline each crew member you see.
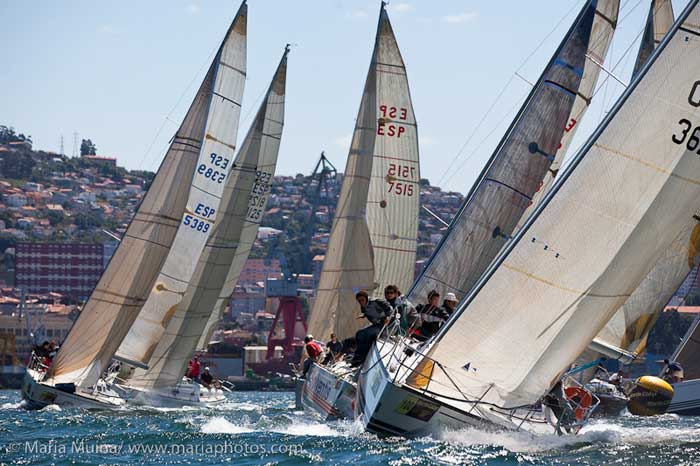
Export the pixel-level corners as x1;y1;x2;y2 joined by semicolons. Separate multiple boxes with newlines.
302;335;323;377
200;367;214;387
384;285;418;332
323;333;343;364
416;290;445;338
663;359;684;383
351;291;393;367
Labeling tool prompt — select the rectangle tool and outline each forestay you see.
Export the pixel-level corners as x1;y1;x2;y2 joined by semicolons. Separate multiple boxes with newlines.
48;41;225;389
417;2;700;409
408;0;609;305
306;4;419;343
129;48;288;390
114;2;247;369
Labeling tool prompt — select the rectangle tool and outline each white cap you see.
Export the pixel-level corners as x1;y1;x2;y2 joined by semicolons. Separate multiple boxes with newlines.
445;292;458;302
204;367;210;371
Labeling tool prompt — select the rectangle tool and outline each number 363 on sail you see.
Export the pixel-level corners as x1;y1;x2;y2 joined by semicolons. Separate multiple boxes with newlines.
672;81;700;151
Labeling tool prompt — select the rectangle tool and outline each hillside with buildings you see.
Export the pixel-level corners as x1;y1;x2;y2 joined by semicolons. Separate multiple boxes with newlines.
0;123;697;382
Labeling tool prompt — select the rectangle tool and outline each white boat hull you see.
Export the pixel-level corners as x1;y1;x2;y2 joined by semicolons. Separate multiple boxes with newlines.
21;369;126;410
668;378;700;415
300;362;355;420
357;342;557;436
124;381;226;408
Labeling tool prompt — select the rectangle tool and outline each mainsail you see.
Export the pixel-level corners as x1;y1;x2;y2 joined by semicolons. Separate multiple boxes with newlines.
412;1;700;409
577;0;677;366
306;3;420;342
48;4;248;387
114;2;247;369
128;47;288;390
408;0;618;304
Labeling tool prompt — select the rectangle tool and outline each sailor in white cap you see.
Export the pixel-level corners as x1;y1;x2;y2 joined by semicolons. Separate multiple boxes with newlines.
443;292;458;317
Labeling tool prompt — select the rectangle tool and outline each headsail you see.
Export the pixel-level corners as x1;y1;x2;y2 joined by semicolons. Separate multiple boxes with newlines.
576;0;677;368
306;3;419;342
114;2;247;369
413;1;700;409
129;47;288;390
48;4;248;386
408;0;619;304
633;0;675;77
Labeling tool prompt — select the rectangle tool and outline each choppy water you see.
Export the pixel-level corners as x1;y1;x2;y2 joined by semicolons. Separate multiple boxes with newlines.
1;390;699;465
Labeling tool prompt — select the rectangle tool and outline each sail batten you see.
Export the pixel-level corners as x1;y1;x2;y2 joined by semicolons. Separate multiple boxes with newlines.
418;1;700;410
408;0;619;306
129;47;289;389
307;4;419;342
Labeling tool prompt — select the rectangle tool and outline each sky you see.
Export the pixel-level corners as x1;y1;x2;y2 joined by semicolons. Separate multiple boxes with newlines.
1;0;692;193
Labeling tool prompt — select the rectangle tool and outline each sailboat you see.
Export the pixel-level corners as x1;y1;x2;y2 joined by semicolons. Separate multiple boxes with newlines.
407;0;619;306
21;3;248;410
357;0;700;436
121;46;288;407
300;2;420;420
666;310;700;414
571;0;676;416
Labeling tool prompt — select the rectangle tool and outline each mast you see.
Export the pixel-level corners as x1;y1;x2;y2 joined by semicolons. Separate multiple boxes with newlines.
412;1;700;410
306;3;420;342
48;3;248;387
408;0;619;305
113;1;248;370
129;46;289;390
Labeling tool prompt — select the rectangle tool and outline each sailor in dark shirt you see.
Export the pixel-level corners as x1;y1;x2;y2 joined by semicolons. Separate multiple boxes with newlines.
323;333;343;364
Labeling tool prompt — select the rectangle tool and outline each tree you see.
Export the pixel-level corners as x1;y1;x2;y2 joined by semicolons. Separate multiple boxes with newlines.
80;138;97;156
0;150;35;179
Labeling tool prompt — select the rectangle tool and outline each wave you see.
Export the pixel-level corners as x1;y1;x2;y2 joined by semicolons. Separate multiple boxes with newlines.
200;417;254;434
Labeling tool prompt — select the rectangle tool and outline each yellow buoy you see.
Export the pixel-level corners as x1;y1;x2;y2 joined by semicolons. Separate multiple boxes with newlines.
627;375;674;416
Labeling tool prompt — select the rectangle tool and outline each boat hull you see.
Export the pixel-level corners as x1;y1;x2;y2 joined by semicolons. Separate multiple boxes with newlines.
21;370;125;410
125;383;226;408
300;362;356;420
668;378;700;415
357;344;495;436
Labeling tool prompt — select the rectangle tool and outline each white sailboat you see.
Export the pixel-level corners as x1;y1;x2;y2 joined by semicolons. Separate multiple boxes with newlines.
407;0;620;305
121;45;289;408
113;1;247;376
21;3;248;410
301;2;420;420
570;0;677;416
357;0;700;436
667;312;700;414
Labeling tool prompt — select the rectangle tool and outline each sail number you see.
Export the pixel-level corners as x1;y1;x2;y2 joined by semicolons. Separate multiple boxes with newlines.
247;171;272;221
387;163;416;197
672;119;700;151
197;153;229;184
182;203;215;234
670;84;700;151
378;105;409;138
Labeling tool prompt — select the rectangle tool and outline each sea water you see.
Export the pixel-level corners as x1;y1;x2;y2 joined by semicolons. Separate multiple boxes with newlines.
1;390;698;465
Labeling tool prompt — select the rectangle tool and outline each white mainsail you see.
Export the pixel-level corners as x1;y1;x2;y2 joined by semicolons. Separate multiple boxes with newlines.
411;1;700;410
408;0;619;305
577;0;678;365
128;47;289;390
113;2;247;369
47;5;248;387
306;3;420;343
